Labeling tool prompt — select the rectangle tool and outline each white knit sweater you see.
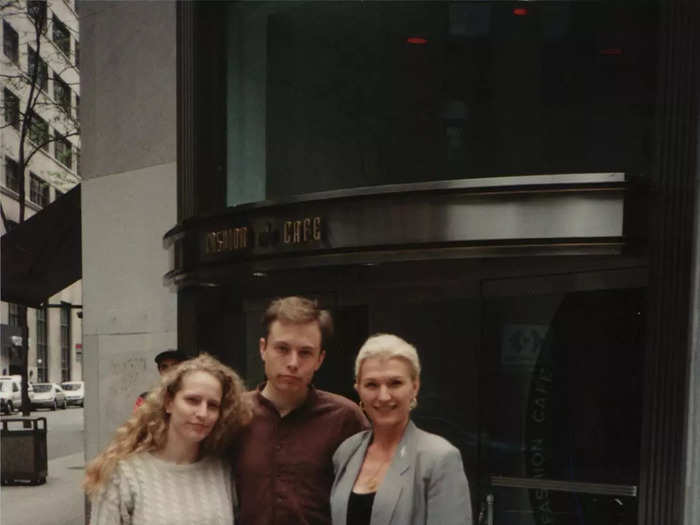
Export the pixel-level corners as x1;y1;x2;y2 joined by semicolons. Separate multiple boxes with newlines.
89;452;234;525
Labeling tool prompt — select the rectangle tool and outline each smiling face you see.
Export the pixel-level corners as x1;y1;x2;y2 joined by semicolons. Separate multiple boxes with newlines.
165;371;223;446
355;356;419;431
260;320;325;405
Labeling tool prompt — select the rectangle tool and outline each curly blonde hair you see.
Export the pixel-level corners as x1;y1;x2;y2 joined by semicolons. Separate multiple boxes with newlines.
84;353;251;497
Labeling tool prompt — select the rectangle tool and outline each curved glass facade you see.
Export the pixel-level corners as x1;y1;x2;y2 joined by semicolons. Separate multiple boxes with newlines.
225;1;656;205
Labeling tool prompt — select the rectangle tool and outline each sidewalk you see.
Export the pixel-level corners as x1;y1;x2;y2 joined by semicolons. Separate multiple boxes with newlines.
1;452;85;525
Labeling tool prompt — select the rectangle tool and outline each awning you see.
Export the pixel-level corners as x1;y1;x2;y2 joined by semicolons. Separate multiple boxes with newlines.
1;184;81;308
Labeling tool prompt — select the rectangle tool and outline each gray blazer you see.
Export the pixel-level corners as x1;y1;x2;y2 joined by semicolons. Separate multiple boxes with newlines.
331;421;473;525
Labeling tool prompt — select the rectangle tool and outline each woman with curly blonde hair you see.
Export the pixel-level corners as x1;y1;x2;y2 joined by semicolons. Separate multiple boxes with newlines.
85;353;251;525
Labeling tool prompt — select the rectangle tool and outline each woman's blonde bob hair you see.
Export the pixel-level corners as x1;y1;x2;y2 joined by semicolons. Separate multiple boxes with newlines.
83;353;251;497
354;333;421;381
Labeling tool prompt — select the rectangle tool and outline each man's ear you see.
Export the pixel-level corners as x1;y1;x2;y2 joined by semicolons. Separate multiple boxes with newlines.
259;337;267;361
314;349;326;371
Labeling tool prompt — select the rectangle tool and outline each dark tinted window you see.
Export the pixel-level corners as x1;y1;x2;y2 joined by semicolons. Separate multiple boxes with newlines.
226;1;657;205
4;88;20;129
27;46;48;91
52;15;70;56
4;157;20;193
3;21;18;63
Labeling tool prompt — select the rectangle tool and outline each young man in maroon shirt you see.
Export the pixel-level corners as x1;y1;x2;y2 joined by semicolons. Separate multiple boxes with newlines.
230;296;368;525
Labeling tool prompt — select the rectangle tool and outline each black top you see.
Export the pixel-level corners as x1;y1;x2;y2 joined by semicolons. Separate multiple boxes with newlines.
347;491;376;525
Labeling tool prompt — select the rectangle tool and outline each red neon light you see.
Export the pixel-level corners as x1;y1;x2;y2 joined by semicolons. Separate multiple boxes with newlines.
600;48;623;55
407;37;428;45
513;8;528;16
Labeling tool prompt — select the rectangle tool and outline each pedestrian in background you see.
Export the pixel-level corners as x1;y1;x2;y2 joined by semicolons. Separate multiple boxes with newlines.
331;334;472;525
85;354;251;525
133;349;189;410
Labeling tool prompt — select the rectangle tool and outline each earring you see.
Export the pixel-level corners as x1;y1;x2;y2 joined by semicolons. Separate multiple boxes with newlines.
410;397;418;410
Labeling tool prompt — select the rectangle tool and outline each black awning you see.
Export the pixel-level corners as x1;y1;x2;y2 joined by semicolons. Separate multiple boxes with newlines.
1;184;81;308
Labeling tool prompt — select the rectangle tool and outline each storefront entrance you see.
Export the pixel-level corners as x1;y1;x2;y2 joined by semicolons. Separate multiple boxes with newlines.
479;269;644;525
186;256;645;525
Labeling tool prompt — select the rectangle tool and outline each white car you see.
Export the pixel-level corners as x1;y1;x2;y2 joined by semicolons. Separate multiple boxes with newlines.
0;378;21;414
60;381;84;407
30;383;67;410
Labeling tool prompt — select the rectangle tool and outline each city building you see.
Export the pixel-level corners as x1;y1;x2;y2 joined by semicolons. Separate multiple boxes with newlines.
1;0;82;383
78;1;699;524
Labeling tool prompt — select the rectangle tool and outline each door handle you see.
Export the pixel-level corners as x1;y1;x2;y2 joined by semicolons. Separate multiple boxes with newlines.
478;493;494;525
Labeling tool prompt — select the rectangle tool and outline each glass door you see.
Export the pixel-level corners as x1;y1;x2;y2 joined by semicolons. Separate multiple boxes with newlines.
478;269;646;525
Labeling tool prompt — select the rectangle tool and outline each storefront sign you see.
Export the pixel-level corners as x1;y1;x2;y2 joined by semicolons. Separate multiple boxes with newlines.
165;173;630;284
204;227;250;254
203;216;323;255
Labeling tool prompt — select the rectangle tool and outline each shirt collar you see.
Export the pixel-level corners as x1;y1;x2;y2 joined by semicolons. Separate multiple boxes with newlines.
255;382;318;416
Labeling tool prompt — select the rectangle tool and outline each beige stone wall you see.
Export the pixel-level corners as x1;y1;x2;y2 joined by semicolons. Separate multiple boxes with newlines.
79;1;177;461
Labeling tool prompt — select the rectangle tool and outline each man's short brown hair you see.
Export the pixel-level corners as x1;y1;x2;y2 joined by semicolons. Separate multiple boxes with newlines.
262;296;333;348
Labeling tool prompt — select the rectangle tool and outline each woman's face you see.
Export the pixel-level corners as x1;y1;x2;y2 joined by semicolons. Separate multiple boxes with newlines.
165;370;223;446
355;357;419;431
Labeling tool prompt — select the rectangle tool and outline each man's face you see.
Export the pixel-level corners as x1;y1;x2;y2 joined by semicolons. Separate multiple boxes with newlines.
157;358;181;376
260;320;325;400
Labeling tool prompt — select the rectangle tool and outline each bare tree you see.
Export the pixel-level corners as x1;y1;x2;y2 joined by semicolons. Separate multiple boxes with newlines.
1;0;80;415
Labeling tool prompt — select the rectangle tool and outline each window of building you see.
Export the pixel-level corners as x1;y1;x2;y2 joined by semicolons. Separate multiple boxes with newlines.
28;112;49;150
54;132;72;168
27;1;47;30
223;3;658;205
4;157;20;193
27;46;48;91
30;173;49;207
75;148;81;175
53;74;71;114
8;303;25;328
3;21;19;63
52;15;70;57
75;94;80;120
4;88;20;130
60;303;71;382
74;39;79;68
36;307;48;382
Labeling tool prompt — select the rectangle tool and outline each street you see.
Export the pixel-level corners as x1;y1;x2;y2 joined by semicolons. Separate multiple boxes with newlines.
1;407;85;525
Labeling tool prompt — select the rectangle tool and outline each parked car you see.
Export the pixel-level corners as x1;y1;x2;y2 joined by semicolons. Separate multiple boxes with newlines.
0;378;21;414
30;383;67;410
60;381;84;407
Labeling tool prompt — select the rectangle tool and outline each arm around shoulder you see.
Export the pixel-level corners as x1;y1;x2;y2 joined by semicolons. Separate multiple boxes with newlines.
426;445;473;525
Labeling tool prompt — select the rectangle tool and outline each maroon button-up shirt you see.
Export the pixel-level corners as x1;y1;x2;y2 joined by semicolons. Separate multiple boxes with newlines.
230;385;368;525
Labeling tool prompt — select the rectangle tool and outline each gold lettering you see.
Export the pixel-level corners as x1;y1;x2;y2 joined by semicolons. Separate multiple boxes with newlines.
205;227;249;254
284;221;292;244
313;217;321;241
206;233;216;254
303;218;311;242
293;221;301;243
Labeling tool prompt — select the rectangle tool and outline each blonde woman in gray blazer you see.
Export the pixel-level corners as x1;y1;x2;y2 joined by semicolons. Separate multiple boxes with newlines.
330;334;472;525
